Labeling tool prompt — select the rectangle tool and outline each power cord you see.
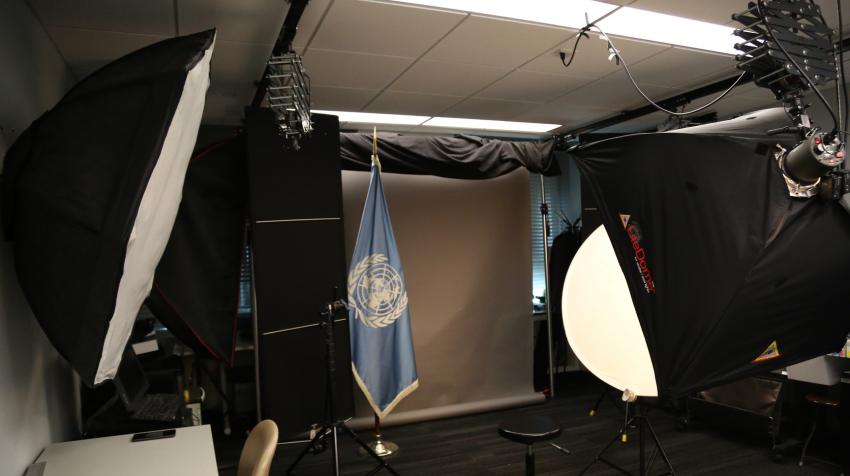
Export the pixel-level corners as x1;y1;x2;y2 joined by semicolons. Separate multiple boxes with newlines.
564;21;746;116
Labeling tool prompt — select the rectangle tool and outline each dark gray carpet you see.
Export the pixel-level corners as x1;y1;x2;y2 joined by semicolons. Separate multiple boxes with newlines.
214;373;840;475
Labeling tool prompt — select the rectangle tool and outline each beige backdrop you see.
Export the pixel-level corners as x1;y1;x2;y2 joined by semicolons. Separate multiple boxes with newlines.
341;168;543;428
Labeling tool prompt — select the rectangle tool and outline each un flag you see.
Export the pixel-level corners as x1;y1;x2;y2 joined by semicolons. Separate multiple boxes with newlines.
348;163;418;418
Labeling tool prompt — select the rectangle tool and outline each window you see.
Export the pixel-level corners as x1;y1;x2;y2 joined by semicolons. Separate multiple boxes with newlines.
238;244;252;315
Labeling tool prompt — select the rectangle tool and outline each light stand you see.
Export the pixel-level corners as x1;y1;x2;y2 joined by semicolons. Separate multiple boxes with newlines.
539;175;556;398
579;396;675;476
285;301;399;476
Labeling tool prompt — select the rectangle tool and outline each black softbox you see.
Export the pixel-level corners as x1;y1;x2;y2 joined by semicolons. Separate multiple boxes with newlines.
568;108;850;397
2;30;216;386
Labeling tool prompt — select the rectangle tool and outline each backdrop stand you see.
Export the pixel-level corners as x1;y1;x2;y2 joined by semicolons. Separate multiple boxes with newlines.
539;175;556;397
578;400;675;476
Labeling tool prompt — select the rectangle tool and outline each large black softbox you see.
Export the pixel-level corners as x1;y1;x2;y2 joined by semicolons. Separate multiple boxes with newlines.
568;108;850;397
1;30;216;386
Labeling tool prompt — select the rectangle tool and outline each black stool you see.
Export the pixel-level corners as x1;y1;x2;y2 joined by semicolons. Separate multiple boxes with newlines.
498;416;567;476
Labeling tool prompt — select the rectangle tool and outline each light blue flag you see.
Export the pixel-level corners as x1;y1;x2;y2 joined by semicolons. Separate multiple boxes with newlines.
348;161;418;418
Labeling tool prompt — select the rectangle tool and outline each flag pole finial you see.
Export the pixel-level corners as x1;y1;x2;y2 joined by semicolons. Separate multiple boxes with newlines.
371;126;381;171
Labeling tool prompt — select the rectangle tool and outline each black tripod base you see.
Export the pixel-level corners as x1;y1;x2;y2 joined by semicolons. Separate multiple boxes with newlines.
285;420;400;476
579;411;675;476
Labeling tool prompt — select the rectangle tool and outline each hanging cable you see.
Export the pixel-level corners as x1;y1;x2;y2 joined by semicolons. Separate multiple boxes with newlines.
587;22;747;116
560;28;591;69
755;0;839;132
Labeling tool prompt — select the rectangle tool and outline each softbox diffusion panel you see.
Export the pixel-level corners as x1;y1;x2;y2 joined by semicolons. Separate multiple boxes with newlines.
568;114;850;397
1;30;216;386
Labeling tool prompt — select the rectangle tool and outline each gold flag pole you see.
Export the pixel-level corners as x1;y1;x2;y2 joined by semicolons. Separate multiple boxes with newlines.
358;126;399;459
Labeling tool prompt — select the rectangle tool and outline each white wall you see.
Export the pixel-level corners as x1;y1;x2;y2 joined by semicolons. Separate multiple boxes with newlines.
0;2;78;475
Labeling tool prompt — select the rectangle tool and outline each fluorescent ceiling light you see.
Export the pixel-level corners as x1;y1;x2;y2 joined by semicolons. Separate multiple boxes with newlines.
386;0;737;54
595;7;737;55
313;110;560;133
423;117;560;133
388;0;617;30
312;110;429;125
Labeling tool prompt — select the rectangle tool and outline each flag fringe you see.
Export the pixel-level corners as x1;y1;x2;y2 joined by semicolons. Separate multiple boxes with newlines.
352;363;419;419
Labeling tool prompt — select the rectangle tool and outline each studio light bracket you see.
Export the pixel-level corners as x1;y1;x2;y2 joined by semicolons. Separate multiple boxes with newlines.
734;0;846;200
265;51;312;146
733;0;837;99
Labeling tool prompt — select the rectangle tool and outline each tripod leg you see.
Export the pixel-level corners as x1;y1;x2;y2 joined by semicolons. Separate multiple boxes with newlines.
578;419;632;476
286;426;330;475
332;426;340;476
590;391;606;416
341;424;400;476
639;411;645;476
643;417;675;475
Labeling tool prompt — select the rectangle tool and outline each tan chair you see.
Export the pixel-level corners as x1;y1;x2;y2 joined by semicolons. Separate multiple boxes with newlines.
237;420;279;476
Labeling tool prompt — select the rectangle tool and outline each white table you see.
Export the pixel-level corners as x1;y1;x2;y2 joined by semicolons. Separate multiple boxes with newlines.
34;425;218;476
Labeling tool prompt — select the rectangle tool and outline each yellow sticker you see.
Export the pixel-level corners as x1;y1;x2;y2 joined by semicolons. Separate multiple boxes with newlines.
752;340;781;363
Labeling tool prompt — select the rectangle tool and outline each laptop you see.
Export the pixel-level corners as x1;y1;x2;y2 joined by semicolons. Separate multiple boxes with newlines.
114;347;184;422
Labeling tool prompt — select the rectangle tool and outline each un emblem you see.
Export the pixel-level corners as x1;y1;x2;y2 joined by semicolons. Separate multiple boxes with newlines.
348;253;408;329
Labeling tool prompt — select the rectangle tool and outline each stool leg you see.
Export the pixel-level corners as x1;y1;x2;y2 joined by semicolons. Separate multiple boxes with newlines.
799;407;819;467
526;444;535;476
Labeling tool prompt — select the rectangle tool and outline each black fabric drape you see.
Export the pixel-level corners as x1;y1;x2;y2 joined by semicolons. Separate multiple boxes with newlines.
146;136;247;365
570;115;850;397
340;133;559;178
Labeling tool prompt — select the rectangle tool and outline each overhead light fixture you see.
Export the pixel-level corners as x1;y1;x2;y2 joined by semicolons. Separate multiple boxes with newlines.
312;110;560;133
423;116;560;133
311;110;429;125
387;0;617;31
594;7;737;55
386;0;737;54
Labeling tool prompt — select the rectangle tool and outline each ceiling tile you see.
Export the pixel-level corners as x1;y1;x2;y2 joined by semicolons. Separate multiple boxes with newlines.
478;70;593;102
423;15;572;69
820;2;850;35
28;0;174;36
390;59;510;96
552;71;679;110
364;91;464;116
209;41;272;90
620;47;737;90
709;93;777;119
311;85;379;110
292;0;333;50
628;0;744;24
594;110;670;133
46;27;168;79
303;49;413;89
441;97;542;120
522;33;669;77
309;0;466;57
203;89;253;125
512;104;618;127
179;0;288;44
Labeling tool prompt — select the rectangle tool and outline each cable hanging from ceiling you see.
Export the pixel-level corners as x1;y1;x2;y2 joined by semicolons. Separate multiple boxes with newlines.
560;20;748;117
